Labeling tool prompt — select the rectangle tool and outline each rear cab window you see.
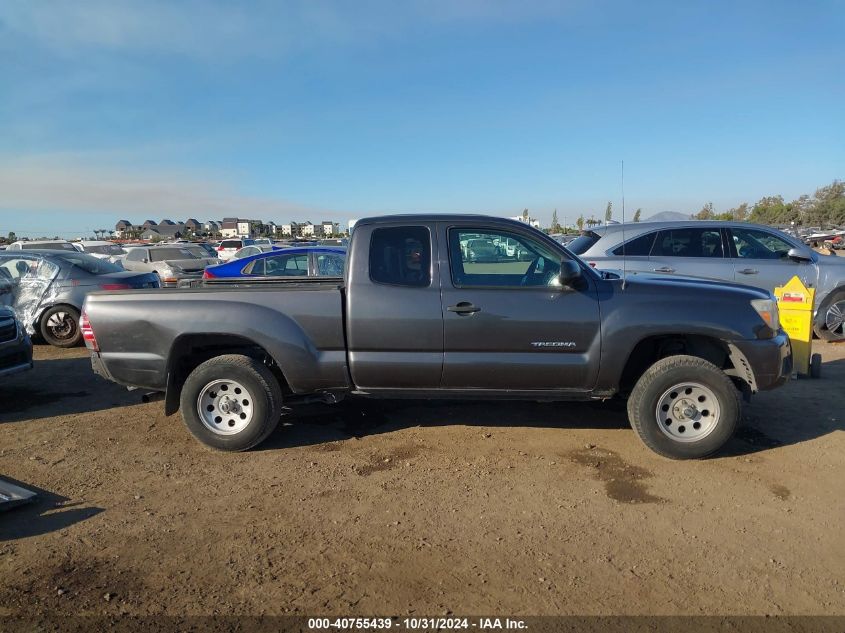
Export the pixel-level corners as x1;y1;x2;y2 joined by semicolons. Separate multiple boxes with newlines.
369;226;431;287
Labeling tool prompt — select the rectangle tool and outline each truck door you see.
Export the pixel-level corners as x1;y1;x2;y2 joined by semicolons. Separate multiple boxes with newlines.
439;223;601;392
345;223;444;390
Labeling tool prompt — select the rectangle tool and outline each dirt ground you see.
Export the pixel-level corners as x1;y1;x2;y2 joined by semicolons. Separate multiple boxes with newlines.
0;342;843;618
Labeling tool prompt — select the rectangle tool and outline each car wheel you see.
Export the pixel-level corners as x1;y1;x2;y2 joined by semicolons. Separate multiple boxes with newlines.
39;305;82;348
814;291;845;341
627;355;740;459
179;354;283;451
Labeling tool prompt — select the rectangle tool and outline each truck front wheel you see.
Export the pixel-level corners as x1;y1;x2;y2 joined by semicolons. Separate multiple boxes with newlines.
627;355;741;459
179;354;283;451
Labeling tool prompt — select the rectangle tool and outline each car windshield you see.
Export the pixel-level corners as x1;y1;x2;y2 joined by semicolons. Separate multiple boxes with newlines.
86;244;126;255
21;242;77;251
150;247;207;261
51;252;124;274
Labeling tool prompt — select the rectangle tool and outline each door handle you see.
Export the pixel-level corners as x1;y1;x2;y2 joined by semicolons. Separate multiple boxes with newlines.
447;302;481;315
653;266;675;273
738;268;759;275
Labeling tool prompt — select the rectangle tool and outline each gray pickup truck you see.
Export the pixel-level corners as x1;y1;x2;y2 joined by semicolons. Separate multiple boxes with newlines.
82;215;792;459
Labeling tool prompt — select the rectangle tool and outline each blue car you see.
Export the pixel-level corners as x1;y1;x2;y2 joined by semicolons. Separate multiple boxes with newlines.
203;246;346;279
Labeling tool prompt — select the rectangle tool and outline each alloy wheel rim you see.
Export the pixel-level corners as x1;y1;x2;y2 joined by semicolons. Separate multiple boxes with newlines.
47;311;76;340
824;301;845;336
655;382;721;442
196;379;254;435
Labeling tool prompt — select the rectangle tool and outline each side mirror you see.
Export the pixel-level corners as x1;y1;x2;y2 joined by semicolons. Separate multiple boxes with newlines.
559;260;582;286
787;247;811;262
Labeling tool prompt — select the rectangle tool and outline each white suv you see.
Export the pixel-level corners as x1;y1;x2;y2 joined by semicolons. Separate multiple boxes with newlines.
216;239;255;262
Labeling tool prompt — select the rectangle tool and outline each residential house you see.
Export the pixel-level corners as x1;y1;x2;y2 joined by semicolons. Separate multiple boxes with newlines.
220;217;240;238
320;221;339;237
184;218;202;234
300;221;315;237
281;222;300;237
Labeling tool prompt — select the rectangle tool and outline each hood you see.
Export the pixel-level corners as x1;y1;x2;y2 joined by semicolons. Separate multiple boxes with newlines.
616;271;772;300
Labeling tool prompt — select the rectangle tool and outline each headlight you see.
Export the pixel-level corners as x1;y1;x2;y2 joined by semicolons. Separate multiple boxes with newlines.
751;298;779;329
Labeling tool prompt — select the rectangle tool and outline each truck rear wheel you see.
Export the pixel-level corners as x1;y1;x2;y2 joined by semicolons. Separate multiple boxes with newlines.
179;354;283;451
627;355;740;459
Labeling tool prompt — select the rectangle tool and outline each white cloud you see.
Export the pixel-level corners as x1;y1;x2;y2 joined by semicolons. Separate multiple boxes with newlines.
0;0;576;60
0;155;331;221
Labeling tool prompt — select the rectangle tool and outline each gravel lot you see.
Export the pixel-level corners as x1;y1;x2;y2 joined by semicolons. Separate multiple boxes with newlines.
0;342;843;617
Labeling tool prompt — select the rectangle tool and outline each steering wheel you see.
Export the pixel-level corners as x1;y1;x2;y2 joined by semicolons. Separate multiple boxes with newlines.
519;258;540;286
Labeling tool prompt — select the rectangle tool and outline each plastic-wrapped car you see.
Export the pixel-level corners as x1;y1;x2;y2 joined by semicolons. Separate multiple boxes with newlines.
0;250;159;347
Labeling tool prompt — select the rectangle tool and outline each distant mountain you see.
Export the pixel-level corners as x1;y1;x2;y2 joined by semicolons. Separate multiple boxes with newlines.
644;211;693;222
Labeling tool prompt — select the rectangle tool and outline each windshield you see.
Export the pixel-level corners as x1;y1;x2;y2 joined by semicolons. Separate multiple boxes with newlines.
52;252;124;274
21;242;77;251
86;244;126;255
150;247;207;262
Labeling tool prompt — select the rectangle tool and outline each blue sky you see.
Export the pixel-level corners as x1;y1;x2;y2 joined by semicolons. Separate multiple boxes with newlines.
1;0;843;237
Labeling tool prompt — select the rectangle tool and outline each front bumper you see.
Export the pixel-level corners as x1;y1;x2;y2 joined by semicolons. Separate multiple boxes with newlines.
730;331;793;392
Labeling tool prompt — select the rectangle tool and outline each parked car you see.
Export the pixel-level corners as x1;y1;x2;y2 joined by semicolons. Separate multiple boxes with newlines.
6;240;78;252
0;306;33;377
570;221;845;341
203;246;346;279
462;238;499;262
230;245;281;260
121;245;219;288
0;250;159;347
216;239;256;262
83;215;790;459
73;241;128;263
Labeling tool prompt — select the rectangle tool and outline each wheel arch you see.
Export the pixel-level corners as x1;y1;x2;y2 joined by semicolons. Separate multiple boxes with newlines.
164;333;291;416
617;333;752;397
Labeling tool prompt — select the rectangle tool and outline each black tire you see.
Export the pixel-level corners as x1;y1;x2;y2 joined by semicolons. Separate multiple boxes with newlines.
813;290;845;342
179;354;283;451
39;305;81;348
627;355;741;459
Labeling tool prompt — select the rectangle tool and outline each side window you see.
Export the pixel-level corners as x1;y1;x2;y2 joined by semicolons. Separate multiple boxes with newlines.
369;227;431;287
731;228;794;260
125;249;145;262
264;254;308;276
448;228;562;288
316;253;345;276
611;231;657;256
243;258;265;275
0;257;37;280
652;228;723;258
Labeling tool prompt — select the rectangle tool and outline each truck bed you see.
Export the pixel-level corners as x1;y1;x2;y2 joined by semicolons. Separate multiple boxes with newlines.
85;283;350;394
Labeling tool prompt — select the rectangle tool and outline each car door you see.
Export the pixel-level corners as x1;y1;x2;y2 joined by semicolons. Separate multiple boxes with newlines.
727;226;816;293
439;224;601;392
647;226;735;282
345;223;443;389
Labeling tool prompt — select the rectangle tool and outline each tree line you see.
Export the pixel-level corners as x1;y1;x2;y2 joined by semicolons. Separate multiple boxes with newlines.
689;180;844;226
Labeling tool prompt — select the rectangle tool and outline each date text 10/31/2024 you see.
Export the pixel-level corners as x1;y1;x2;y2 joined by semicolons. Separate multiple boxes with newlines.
307;617;527;630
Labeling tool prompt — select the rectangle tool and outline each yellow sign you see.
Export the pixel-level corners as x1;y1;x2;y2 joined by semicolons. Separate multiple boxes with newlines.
774;276;815;376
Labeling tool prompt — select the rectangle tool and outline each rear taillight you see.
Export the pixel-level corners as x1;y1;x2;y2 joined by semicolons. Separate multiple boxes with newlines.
217;246;225;251
203;269;216;279
80;311;99;352
100;283;131;291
